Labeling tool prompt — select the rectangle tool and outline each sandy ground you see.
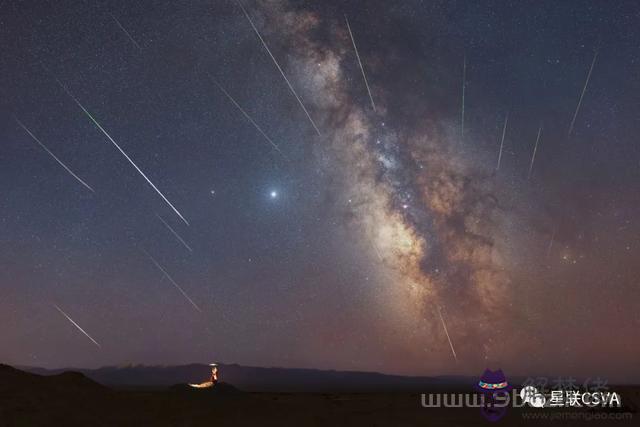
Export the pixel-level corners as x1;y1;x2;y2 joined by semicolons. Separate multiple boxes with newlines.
2;387;638;426
1;366;637;426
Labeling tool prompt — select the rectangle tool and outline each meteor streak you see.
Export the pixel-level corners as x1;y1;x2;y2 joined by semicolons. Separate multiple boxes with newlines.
496;113;509;170
373;243;383;261
210;76;287;159
235;0;321;135
57;80;189;225
437;306;458;363
108;12;142;51
546;226;557;257
528;124;543;179
568;49;598;137
143;250;202;312
345;15;376;113
156;213;193;252
13;116;95;193
461;54;466;139
53;304;101;348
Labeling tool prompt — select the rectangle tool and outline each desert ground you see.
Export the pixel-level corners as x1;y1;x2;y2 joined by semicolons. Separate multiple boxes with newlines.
1;365;637;426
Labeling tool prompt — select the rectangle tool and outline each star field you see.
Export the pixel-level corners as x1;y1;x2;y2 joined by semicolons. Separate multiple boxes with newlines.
0;0;639;382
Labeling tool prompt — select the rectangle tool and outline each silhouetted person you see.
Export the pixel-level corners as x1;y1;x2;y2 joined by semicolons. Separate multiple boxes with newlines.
189;363;219;388
210;365;218;385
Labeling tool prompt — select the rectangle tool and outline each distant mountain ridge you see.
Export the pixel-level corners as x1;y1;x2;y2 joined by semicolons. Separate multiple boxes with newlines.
22;363;476;392
0;364;120;425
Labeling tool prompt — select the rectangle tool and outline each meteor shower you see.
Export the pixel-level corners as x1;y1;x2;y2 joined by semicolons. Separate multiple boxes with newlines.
1;1;638;425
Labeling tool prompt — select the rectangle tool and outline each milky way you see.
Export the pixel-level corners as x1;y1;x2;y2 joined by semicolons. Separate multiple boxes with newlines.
253;0;639;377
256;1;518;371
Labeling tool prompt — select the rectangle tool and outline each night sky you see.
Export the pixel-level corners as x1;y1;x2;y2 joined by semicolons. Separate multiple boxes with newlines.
1;0;639;382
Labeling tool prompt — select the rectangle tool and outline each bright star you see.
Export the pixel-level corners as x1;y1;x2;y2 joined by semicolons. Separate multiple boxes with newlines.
270;190;278;199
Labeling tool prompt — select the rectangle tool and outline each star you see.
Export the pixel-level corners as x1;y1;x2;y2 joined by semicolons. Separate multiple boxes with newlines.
270;190;278;199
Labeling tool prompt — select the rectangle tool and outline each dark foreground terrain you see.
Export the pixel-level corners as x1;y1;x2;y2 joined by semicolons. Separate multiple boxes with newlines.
1;364;638;426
